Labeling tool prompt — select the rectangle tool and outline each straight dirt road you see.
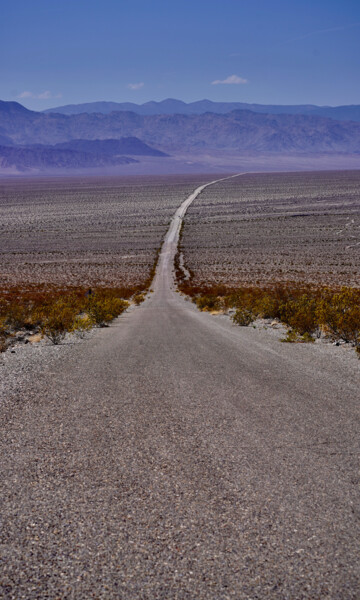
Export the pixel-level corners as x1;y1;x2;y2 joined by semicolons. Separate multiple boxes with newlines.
1;176;359;599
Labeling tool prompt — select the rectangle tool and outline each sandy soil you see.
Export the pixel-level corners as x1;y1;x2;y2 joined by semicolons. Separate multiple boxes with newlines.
182;170;360;287
0;174;211;290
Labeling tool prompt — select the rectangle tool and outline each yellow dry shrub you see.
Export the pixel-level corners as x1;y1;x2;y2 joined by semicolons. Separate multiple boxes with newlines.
316;288;360;345
38;299;78;344
71;315;93;338
185;282;360;354
195;295;221;311
87;295;129;326
252;293;281;319
4;303;33;330
279;294;319;336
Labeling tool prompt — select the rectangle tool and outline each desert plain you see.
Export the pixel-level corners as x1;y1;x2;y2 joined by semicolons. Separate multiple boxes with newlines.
182;170;360;288
1;170;359;294
0;174;209;291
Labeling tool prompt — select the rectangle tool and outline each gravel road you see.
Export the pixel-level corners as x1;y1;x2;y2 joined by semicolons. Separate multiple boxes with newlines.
1;176;359;599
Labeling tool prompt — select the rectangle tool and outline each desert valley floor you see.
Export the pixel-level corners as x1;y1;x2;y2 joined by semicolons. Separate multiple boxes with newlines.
0;171;359;599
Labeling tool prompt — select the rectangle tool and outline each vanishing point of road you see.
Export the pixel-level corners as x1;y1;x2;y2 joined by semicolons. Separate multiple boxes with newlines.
1;176;359;599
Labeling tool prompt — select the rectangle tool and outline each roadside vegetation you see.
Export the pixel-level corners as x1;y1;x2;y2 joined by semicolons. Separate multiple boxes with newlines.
175;201;360;358
178;280;360;357
0;284;143;352
0;233;168;353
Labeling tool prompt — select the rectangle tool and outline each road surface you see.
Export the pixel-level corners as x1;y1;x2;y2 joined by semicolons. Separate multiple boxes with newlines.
1;176;359;599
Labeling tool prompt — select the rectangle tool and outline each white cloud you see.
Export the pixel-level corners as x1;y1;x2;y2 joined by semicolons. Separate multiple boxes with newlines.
38;90;52;99
17;90;62;100
17;91;33;98
211;74;248;85
127;82;144;90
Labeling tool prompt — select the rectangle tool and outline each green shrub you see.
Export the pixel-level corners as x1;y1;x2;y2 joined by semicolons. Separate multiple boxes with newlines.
133;293;145;305
281;329;299;343
232;308;255;326
281;330;315;343
301;332;315;343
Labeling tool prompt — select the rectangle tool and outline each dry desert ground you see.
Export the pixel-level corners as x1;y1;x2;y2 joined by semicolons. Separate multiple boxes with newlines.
181;170;360;288
0;174;210;291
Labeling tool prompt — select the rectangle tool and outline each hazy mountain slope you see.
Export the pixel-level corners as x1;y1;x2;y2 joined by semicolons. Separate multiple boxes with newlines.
308;105;360;122
0;145;137;170
1;101;360;153
43;98;360;122
53;137;168;156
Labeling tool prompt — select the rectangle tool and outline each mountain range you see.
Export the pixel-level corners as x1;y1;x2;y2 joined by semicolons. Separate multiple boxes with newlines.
0;136;168;171
51;137;167;156
43;98;360;122
1;99;360;173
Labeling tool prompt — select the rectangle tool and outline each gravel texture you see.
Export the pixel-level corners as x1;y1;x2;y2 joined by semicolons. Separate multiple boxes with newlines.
182;170;360;287
1;175;359;599
0;174;209;289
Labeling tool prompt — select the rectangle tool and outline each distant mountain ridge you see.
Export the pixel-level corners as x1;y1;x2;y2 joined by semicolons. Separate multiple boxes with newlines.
43;98;360;122
1;100;360;173
0;103;169;171
1;101;360;155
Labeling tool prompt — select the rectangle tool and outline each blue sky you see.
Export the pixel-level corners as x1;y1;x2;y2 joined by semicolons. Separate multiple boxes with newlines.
1;0;359;110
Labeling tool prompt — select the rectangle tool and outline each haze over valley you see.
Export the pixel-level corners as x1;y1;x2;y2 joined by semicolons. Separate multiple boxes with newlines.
1;98;360;174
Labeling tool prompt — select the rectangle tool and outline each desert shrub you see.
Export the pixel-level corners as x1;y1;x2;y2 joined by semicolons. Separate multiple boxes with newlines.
279;294;319;335
195;295;221;311
183;281;359;355
0;316;8;335
39;300;78;344
71;315;92;338
229;289;253;311
0;285;136;351
252;293;280;319
4;303;32;330
281;329;299;343
87;294;129;326
0;317;8;352
316;288;360;344
281;330;315;343
133;293;145;305
232;308;255;326
0;336;7;353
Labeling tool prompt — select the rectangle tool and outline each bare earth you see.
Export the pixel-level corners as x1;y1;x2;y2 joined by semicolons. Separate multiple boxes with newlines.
0;175;359;599
182;170;360;287
0;174;209;289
